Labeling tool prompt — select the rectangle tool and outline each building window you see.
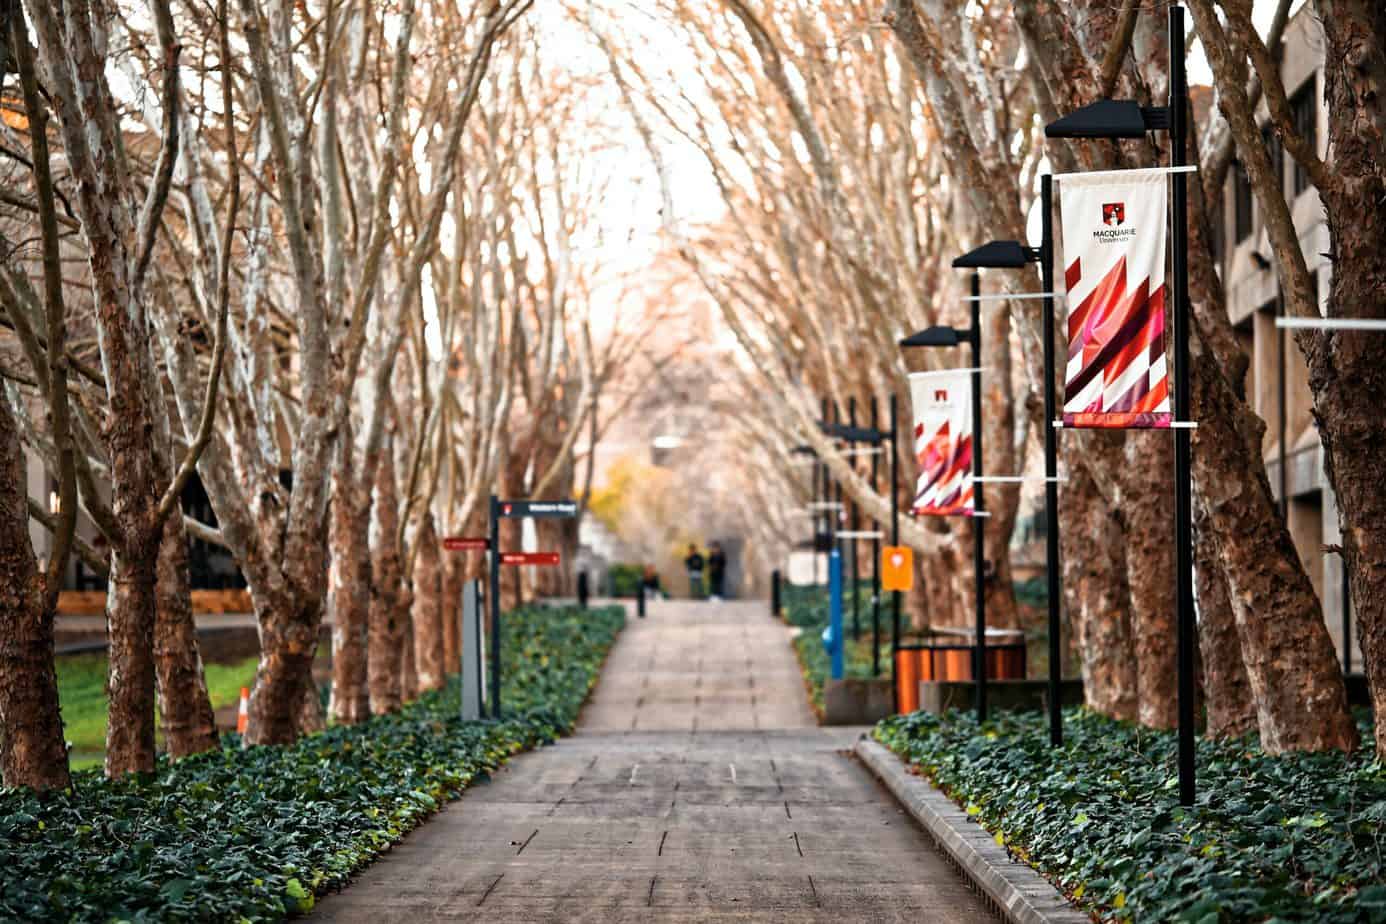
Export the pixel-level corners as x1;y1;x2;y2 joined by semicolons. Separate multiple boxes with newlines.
1290;76;1317;196
1234;161;1254;243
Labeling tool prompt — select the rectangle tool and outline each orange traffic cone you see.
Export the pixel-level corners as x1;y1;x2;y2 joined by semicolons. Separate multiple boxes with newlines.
236;687;250;734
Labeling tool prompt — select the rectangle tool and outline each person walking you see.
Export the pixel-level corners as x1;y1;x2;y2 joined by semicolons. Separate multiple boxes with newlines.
707;541;727;601
642;564;665;599
684;544;706;600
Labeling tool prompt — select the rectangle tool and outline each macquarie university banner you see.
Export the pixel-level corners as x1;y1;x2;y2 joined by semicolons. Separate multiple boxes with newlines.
1060;168;1171;429
908;370;974;517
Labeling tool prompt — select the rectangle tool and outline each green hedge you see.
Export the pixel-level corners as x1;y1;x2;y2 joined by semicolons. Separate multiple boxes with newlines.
607;562;644;598
0;604;623;922
875;707;1384;922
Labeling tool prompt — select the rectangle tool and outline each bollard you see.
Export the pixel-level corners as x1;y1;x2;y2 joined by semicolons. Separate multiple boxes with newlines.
828;550;844;679
637;582;647;619
770;569;781;621
577;571;589;610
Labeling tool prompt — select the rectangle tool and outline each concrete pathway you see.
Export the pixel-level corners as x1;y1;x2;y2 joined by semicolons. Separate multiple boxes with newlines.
314;600;997;922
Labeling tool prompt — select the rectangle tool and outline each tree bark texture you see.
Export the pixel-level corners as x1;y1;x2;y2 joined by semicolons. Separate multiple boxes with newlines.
1191;342;1357;753
1061;463;1138;721
1305;0;1386;756
1194;495;1257;739
153;513;218;758
441;553;463;676
368;447;406;715
0;392;70;791
1117;433;1178;729
104;551;159;776
328;467;372;725
411;512;445;693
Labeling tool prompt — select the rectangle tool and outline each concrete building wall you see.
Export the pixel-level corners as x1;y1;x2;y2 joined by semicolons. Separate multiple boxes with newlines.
1215;4;1358;672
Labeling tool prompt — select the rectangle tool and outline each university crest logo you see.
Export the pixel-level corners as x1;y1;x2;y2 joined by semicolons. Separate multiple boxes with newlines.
1102;202;1125;226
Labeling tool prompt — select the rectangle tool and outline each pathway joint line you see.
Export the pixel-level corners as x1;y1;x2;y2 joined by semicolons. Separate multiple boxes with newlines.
856;737;1090;924
807;874;821;907
792;831;804;857
475;874;504;907
658;830;668;856
515;828;538;855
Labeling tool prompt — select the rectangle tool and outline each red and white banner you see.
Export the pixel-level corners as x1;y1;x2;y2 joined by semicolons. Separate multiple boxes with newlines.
908;370;974;517
1060;168;1171;429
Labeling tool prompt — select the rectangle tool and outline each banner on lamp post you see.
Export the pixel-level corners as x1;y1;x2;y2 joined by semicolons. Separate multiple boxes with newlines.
1060;168;1172;429
908;370;974;517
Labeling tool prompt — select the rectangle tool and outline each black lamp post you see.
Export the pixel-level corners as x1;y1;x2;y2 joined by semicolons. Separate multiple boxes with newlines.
900;281;987;723
1046;5;1195;804
951;236;1066;747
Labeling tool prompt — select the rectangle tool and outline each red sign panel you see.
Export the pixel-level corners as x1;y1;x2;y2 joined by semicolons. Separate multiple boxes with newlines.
443;537;489;552
500;551;560;567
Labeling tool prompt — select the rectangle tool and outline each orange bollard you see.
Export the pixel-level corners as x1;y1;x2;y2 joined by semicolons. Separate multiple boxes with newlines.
896;648;920;714
236;687;250;734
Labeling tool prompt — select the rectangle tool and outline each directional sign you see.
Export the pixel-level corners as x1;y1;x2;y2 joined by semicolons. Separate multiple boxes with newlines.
443;537;489;552
497;500;578;519
500;551;561;567
882;546;914;592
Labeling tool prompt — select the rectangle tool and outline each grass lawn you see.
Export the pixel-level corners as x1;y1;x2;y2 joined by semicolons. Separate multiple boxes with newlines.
56;652;261;769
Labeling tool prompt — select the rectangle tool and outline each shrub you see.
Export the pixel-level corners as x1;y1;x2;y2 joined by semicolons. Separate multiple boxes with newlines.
0;605;622;922
875;707;1384;922
607;562;645;598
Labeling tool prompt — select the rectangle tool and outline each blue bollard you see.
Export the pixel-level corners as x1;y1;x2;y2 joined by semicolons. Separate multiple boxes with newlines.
829;549;844;680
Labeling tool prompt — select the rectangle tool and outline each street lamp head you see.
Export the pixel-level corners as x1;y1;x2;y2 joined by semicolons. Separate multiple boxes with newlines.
900;326;964;348
1045;99;1149;139
952;240;1034;269
790;444;816;456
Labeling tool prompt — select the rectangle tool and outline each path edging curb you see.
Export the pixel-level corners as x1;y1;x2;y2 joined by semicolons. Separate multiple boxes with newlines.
854;737;1089;924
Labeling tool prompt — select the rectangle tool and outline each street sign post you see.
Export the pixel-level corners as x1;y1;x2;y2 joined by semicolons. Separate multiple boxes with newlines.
488;495;578;718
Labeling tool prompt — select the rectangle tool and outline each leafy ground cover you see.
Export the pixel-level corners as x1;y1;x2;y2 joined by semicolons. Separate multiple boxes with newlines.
1;604;623;922
875;707;1385;922
56;653;262;770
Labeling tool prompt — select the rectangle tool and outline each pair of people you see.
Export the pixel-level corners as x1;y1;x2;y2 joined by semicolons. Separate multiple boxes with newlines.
684;542;726;600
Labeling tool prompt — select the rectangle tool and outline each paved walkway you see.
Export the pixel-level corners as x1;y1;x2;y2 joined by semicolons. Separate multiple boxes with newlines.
314;600;997;922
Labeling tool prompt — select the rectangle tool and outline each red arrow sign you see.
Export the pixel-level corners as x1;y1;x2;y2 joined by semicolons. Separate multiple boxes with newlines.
500;551;560;567
443;537;489;551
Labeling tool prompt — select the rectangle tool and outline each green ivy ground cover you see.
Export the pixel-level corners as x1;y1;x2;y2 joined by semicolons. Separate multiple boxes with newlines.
1;604;623;922
875;707;1385;922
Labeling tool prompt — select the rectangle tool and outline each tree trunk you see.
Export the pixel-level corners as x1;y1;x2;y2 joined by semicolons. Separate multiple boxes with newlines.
1194;495;1257;739
297;679;326;735
1191;341;1358;753
411;512;445;693
243;589;318;746
399;580;419;702
1306;0;1386;756
441;553;462;676
1062;463;1138;721
153;512;218;758
104;549;159;776
1117;434;1178;729
328;465;371;724
0;393;70;791
368;446;405;715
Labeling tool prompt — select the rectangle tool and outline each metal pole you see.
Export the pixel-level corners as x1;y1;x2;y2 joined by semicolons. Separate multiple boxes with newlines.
637;580;646;619
890;394;901;712
970;271;987;723
489;494;502;719
849;397;860;641
820;396;829;586
1278;297;1288;519
1041;174;1063;746
1343;562;1352;674
829;549;844;679
771;568;781;621
871;398;882;677
1169;4;1197;807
